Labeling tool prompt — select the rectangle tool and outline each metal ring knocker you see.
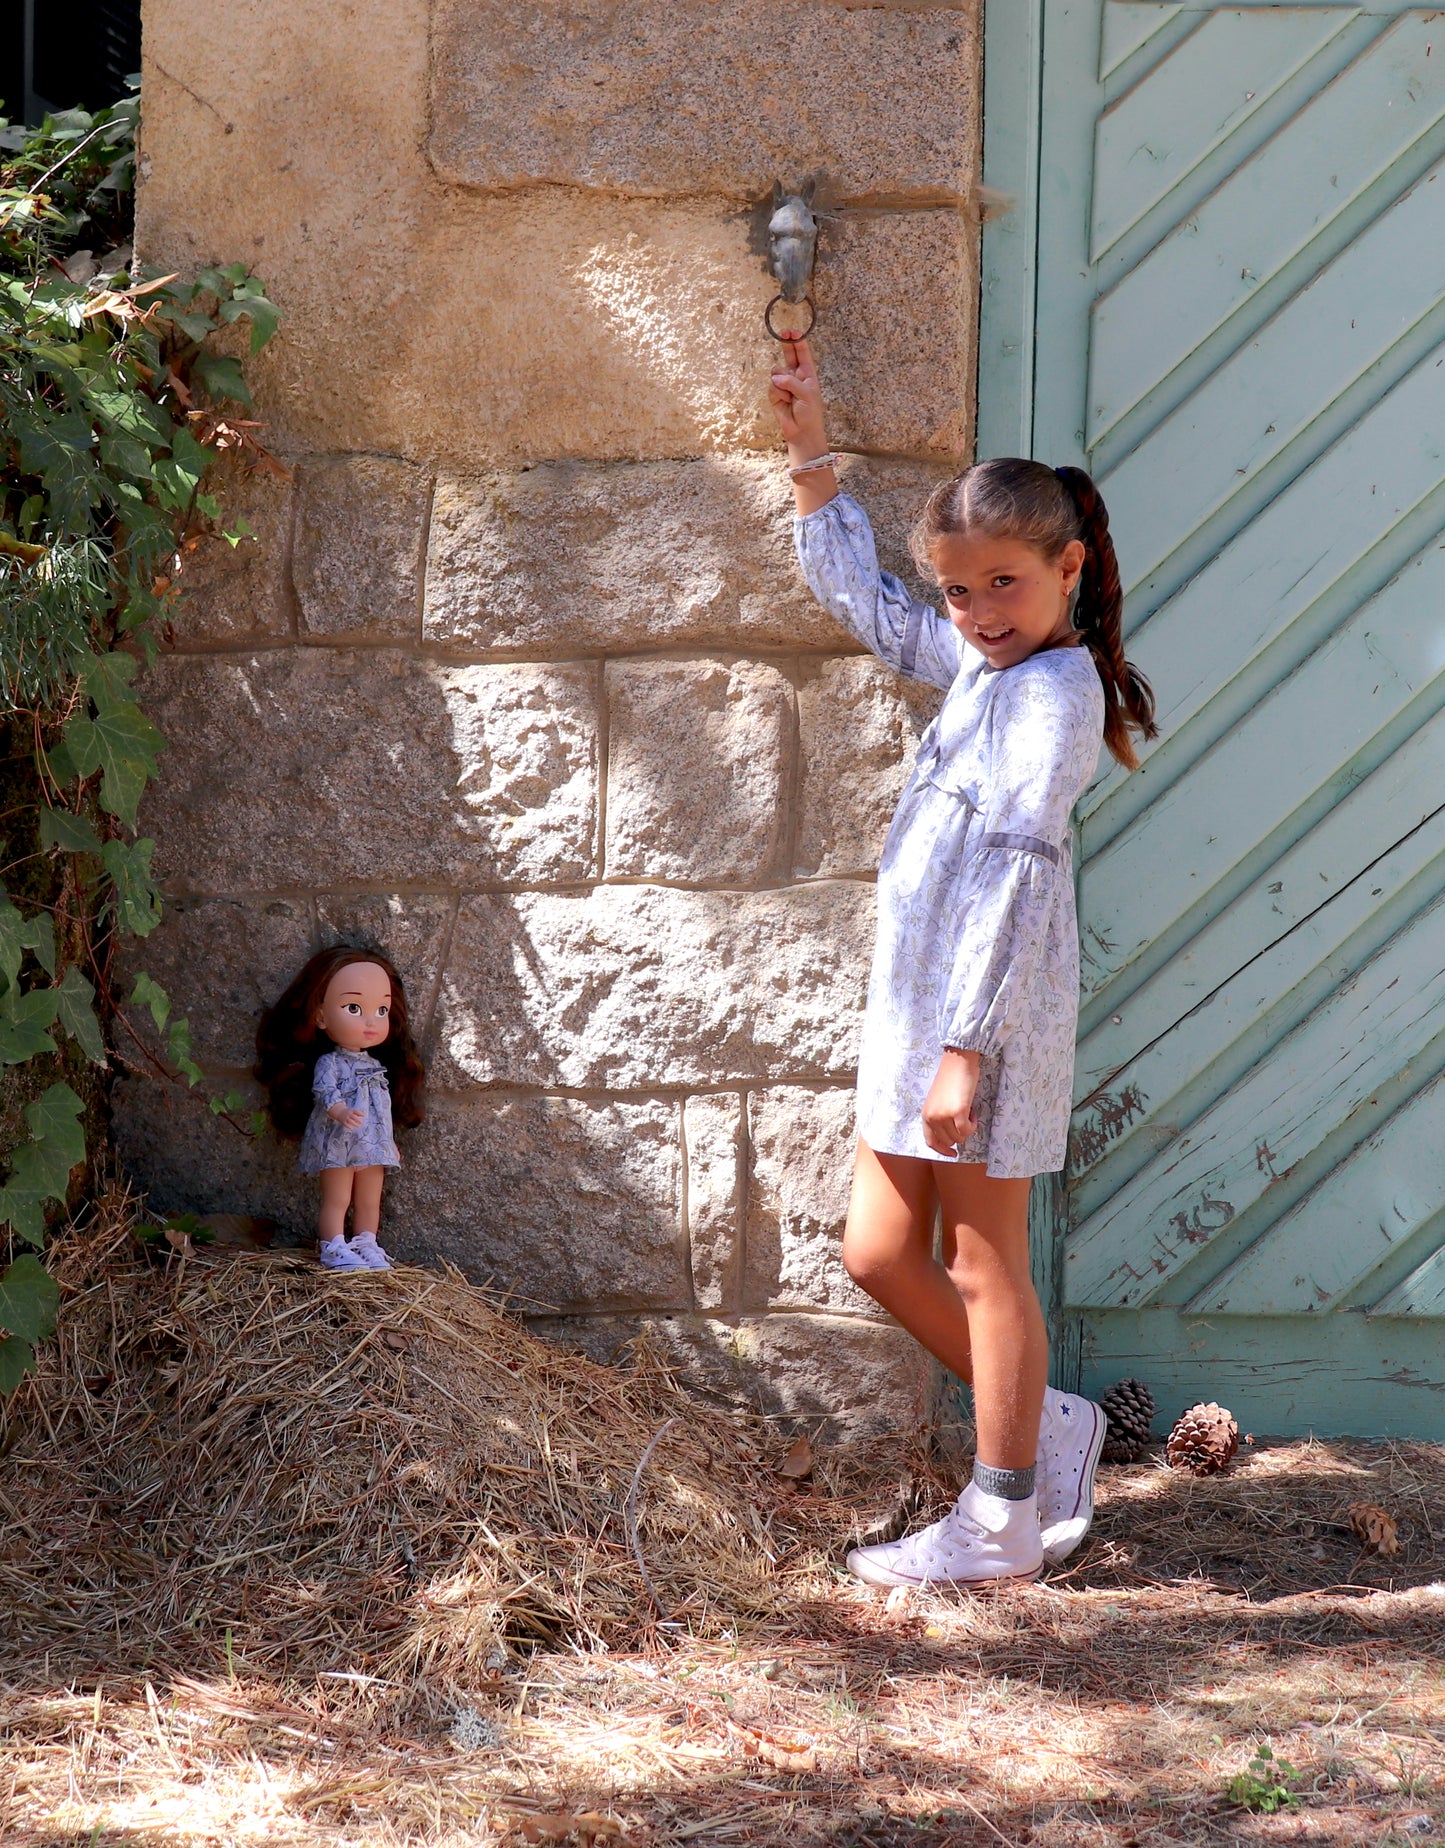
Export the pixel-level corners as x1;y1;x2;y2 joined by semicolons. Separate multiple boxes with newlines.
763;292;817;342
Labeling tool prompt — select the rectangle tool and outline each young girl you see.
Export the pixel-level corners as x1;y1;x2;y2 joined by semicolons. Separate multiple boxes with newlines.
255;946;426;1272
770;340;1155;1586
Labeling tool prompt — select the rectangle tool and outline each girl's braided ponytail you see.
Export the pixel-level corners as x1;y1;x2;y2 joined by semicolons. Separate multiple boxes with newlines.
911;456;1158;771
1053;466;1157;771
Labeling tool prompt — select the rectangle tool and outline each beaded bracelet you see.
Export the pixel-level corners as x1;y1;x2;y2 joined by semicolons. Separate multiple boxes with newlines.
788;452;840;478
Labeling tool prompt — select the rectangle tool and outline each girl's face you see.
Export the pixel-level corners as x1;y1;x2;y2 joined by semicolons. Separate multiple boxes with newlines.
929;531;1087;670
316;962;392;1052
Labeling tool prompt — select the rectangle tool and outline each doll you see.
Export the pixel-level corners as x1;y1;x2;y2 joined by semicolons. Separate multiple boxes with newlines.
255;946;425;1271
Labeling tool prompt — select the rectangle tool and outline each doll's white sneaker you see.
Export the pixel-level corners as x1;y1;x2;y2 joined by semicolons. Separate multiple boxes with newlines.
348;1232;391;1271
319;1237;369;1272
847;1481;1043;1589
1037;1386;1107;1565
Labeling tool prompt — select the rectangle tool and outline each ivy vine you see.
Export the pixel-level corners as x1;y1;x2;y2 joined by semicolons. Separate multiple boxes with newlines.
0;88;280;1388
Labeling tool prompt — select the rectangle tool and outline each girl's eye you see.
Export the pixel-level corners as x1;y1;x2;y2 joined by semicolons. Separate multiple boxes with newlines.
945;585;968;600
992;575;1014;589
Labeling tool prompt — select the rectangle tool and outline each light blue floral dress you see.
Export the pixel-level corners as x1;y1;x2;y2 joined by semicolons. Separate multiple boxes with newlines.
297;1047;401;1174
795;495;1105;1177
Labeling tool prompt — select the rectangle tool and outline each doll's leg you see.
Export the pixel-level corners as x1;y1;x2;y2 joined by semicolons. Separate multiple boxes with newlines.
350;1166;385;1237
347;1169;392;1270
318;1167;356;1245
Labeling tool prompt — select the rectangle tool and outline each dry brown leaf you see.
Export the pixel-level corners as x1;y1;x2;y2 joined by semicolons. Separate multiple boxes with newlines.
1347;1500;1401;1557
730;1719;818;1773
163;1227;193;1256
779;1435;813;1480
515;1812;627;1844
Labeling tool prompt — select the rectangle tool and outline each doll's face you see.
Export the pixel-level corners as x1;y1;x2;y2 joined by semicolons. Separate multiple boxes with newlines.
315;962;392;1052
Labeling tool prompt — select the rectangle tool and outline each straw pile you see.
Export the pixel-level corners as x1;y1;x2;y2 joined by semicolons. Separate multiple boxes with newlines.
0;1191;891;1700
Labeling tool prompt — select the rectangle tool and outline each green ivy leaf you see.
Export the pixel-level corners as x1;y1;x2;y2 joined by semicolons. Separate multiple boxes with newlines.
0;900;25;991
80;650;139;710
56;966;104;1064
167;1017;203;1087
38;808;103;855
0;987;59;1064
0;1338;36;1393
130;970;170;1032
40;733;82;788
220;287;281;354
21;913;55;978
26;1083;85;1168
101;837;162;937
193;352;253;409
0;1255;58;1342
64;701;165;830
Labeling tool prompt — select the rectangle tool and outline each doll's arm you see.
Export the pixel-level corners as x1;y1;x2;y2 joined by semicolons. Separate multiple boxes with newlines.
313;1053;365;1130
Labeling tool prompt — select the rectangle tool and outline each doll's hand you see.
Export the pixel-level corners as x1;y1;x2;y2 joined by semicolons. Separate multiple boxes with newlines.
328;1102;365;1130
921;1049;980;1158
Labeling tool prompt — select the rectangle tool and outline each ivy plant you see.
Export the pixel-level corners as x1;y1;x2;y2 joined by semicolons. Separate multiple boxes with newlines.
0;87;280;1386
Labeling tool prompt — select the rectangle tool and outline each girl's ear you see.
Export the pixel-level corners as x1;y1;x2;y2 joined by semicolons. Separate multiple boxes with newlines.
1060;537;1087;594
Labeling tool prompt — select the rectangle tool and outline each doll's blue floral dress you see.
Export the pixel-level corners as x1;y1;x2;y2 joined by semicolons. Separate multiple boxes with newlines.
795;494;1105;1178
297;1047;401;1174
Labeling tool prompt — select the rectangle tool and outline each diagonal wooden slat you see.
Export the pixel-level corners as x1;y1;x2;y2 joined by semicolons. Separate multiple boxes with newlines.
1090;7;1350;261
1089;12;1445;446
1064;887;1445;1309
1101;157;1445;590
1193;1063;1445;1314
1079;536;1445;1000
1099;0;1184;81
1374;1240;1445;1317
1081;345;1445;830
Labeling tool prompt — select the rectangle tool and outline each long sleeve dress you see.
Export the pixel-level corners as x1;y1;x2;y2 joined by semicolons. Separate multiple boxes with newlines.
795;494;1105;1178
297;1047;401;1174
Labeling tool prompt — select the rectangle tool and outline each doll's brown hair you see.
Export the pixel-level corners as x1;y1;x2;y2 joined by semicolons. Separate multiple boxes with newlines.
910;457;1158;770
255;945;426;1138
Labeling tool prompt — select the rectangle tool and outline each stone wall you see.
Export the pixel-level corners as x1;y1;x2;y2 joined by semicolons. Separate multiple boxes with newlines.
124;0;982;1435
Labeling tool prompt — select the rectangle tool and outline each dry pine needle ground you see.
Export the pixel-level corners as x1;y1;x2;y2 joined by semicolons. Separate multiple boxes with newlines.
1;1197;1443;1847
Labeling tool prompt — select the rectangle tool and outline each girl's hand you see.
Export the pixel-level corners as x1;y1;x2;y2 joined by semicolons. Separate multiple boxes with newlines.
328;1102;365;1130
921;1049;981;1158
768;337;828;455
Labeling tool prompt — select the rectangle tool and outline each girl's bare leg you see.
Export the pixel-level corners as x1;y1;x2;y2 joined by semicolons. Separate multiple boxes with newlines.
842;1139;971;1380
936;1163;1046;1471
843;1140;1046;1470
318;1167;355;1244
350;1166;385;1237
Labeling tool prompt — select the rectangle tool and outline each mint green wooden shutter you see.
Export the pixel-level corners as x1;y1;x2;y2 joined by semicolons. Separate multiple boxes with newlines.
982;0;1445;1435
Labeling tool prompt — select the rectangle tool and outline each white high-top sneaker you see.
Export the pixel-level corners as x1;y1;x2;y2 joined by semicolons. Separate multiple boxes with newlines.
847;1481;1044;1589
1036;1387;1106;1564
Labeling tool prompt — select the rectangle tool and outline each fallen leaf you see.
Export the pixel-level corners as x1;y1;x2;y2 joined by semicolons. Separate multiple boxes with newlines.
729;1720;818;1773
164;1227;193;1256
778;1435;813;1480
515;1811;626;1844
1346;1500;1400;1557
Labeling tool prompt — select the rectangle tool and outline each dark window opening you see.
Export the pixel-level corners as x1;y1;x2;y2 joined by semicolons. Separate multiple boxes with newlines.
2;0;142;125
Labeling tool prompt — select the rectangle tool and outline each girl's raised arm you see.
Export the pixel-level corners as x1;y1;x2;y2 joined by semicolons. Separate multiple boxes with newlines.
771;339;964;691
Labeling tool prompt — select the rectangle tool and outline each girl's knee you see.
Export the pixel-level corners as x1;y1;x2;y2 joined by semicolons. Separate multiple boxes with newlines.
841;1230;892;1296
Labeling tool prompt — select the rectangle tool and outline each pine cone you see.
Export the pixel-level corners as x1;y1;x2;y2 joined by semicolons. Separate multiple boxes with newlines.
1099;1377;1155;1463
1165;1401;1239;1476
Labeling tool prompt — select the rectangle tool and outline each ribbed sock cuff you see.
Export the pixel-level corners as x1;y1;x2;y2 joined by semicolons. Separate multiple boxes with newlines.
973;1460;1037;1502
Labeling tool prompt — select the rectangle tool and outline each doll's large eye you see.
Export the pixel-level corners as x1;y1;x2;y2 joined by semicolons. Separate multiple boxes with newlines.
376;1004;389;1017
341;1002;362;1016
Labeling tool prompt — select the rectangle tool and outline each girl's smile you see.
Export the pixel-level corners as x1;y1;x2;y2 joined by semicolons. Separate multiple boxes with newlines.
929;531;1086;670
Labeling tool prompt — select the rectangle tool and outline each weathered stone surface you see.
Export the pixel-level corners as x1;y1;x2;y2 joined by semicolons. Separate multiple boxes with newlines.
113;1076;309;1235
432;883;873;1091
167;460;294;644
425;458;847;656
314;894;457;1046
139;651;598;890
684;1093;742;1312
529;1311;937;1439
118;896;314;1070
816;210;974;458
744;1086;867;1312
796;657;941;876
605;659;790;883
386;1095;686;1311
429;0;975;202
832;455;959;608
294;455;432;641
